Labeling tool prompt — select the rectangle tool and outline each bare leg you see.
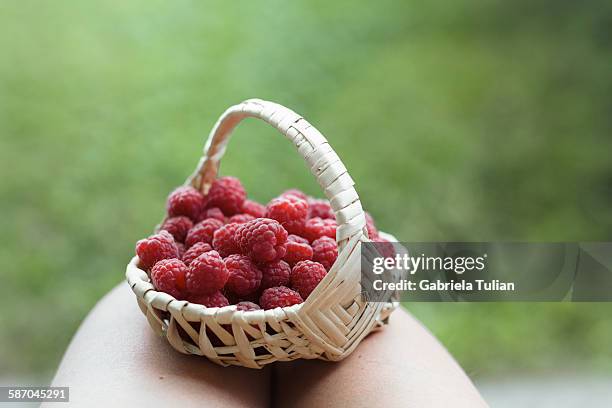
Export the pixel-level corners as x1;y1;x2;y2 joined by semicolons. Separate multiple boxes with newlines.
46;283;270;408
274;307;487;408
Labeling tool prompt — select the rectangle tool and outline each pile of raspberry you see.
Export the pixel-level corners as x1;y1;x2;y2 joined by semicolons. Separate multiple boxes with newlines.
135;177;384;310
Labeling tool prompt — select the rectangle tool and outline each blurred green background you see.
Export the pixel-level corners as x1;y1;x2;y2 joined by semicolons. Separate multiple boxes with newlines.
1;0;611;383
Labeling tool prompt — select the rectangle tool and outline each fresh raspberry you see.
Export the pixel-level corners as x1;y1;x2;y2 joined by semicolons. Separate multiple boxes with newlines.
188;291;229;308
266;195;309;235
259;286;303;310
311;236;338;271
308;199;335;220
365;212;379;239
186;251;229;295
212;222;241;257
182;242;213;266
283;235;313;266
303;217;337;242
281;189;308;201
291;260;327;299
185;218;224;248
241;200;266;218
260;260;291;289
224;255;262;296
160;216;193;243
235;218;288;263
228;214;255;224
197;207;226;223
176;242;186;258
135;230;180;270
166;186;206;221
151;258;187;299
206;176;246;216
236;301;260;311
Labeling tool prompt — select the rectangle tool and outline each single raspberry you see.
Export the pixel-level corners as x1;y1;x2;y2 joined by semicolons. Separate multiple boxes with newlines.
151;258;187;299
186;251;229;295
259;286;303;310
166;186;206;221
135;230;180;270
311;236;338;271
176;242;186;258
224;255;263;296
160;216;193;243
236;301;260;311
291;260;327;299
185;218;224;248
283;235;313;266
266;195;309;235
197;207;226;223
241;200;266;218
308;199;335;220
212;222;241;257
228;214;255;224
303;217;337;242
182;242;213;266
365;212;379;239
281;189;308;201
206;176;246;216
260;260;291;289
188;291;229;308
235;218;288;263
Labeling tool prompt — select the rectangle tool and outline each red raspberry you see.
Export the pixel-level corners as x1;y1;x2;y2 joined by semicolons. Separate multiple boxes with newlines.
308;199;335;220
160;216;193;243
281;189;308;201
188;291;229;308
291;260;327;299
283;235;313;266
260;260;291;289
135;230;180;270
241;200;266;218
186;251;229;295
151;259;187;299
365;212;379;239
166;186;206;221
311;236;338;271
266;195;309;235
235;218;288;263
206;176;246;216
185;218;224;248
259;286;303;310
224;255;262;296
303;217;337;242
212;222;241;257
197;207;226;223
182;242;213;266
228;214;255;224
236;301;260;311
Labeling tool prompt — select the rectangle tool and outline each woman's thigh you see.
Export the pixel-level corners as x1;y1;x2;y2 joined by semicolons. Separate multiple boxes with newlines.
47;283;270;408
273;307;487;408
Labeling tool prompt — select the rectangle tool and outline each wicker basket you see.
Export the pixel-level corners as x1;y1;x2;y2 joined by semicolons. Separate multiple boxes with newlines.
126;99;398;368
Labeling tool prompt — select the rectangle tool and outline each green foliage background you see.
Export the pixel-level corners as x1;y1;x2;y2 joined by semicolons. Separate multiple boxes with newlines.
1;0;611;380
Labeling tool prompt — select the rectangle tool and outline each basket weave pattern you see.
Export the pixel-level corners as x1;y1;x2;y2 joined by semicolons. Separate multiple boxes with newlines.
126;99;397;368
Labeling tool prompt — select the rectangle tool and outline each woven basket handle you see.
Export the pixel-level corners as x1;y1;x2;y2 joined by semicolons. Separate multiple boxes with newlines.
187;99;367;251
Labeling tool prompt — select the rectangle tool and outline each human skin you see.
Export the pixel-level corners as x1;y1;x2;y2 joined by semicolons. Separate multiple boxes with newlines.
45;283;487;407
